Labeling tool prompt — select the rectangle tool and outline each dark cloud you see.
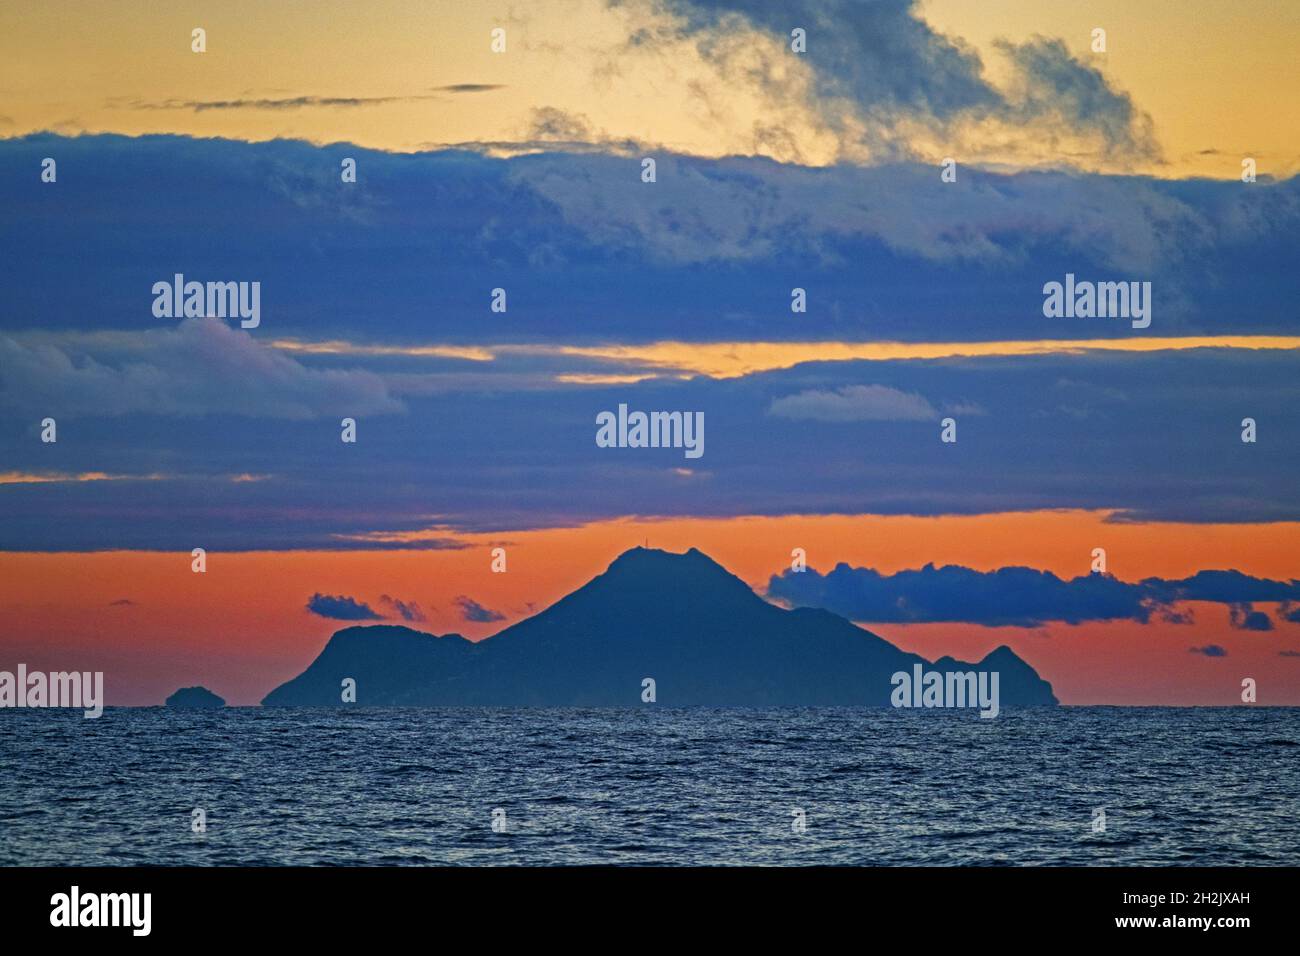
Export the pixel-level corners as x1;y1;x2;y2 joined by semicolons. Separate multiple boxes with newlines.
0;135;1298;550
3;341;1299;549
1161;570;1300;604
431;84;505;94
306;593;382;621
672;0;999;118
5;134;1295;329
1228;602;1274;632
108;598;136;607
768;563;1300;628
1189;645;1228;657
669;0;1158;161
454;595;506;623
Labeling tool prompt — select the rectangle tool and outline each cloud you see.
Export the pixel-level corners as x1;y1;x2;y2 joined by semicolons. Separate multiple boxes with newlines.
769;384;936;421
125;94;441;112
432;84;505;94
1189;645;1228;657
0;471;169;485
768;562;1300;627
1158;570;1300;604
425;106;645;156
108;598;136;607
4;339;1300;550
0;318;404;419
6;134;1296;330
53;0;1167;171
1278;602;1300;624
379;594;427;623
306;593;383;621
993;36;1158;159
527;106;596;143
662;0;1159;166
509;151;1248;272
1280;650;1300;658
676;0;995;116
454;595;506;623
1228;602;1274;631
1;135;1298;549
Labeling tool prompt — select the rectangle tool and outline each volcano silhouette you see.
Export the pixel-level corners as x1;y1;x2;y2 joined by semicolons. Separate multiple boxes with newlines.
262;547;1058;707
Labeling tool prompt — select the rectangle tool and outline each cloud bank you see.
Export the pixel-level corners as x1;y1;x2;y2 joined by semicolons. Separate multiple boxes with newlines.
768;562;1300;627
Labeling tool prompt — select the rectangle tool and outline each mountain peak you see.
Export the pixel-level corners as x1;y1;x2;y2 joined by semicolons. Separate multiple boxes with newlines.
593;546;758;605
606;545;718;571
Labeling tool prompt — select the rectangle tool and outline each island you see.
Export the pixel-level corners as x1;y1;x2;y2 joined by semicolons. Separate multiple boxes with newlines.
165;686;225;708
263;547;1058;709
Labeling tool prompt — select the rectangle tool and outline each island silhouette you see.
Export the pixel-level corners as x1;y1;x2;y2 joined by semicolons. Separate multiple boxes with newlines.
263;547;1058;707
165;685;225;708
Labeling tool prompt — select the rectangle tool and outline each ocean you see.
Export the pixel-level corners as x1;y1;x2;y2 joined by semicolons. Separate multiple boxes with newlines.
1;707;1297;866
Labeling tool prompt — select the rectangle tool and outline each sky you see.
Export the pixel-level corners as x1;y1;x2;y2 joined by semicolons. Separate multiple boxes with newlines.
1;0;1298;705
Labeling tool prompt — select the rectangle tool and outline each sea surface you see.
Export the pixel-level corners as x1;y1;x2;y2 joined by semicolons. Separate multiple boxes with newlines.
1;707;1297;866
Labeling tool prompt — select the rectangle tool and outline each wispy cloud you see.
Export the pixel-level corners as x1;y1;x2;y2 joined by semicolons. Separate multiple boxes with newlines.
121;94;442;112
379;594;427;623
0;319;404;419
0;470;267;485
0;471;169;485
769;384;937;421
454;595;506;623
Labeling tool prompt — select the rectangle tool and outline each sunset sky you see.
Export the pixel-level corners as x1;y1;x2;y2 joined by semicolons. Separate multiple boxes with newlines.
1;0;1298;705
